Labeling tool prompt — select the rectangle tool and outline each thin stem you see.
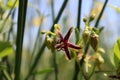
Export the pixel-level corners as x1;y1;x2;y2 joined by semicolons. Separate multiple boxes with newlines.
88;62;97;79
51;0;55;21
94;0;108;28
77;0;82;30
52;50;58;80
14;0;28;80
73;0;82;80
29;15;44;67
50;0;68;32
25;0;68;79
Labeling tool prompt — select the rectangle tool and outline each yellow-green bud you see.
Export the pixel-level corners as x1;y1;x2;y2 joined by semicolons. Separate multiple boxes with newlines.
96;53;104;64
83;30;90;44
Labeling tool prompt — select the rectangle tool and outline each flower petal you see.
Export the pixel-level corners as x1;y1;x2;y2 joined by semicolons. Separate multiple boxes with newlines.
64;27;73;42
58;31;64;41
68;43;81;49
64;47;71;60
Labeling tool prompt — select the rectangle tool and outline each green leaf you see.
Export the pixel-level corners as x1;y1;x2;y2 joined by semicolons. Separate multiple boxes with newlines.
0;41;13;58
32;68;54;75
114;38;120;68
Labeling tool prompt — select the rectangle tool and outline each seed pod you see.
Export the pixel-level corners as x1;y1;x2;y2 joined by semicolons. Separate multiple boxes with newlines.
90;33;99;51
82;30;90;44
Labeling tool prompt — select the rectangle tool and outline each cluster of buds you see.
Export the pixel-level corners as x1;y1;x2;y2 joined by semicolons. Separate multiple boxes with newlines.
82;14;99;52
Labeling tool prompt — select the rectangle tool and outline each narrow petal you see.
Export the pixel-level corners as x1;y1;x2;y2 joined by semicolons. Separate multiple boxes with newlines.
64;27;73;42
64;47;71;60
68;43;81;49
58;31;64;41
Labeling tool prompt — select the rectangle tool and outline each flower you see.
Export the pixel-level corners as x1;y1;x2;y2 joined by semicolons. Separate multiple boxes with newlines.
55;24;82;60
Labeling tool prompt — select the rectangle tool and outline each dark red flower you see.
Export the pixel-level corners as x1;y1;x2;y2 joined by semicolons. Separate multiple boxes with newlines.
55;27;82;60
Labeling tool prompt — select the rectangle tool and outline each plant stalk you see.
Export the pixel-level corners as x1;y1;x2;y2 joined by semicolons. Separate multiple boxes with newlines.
14;0;28;80
94;0;108;28
73;0;82;80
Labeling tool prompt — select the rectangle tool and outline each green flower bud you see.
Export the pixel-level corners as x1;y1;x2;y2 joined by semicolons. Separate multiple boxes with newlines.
90;33;99;51
89;14;95;22
83;18;87;23
82;30;90;44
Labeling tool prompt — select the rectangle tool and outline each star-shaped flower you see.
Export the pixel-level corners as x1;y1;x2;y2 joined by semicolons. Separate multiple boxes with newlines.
55;24;82;60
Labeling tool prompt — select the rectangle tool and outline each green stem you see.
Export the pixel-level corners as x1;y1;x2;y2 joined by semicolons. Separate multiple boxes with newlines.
14;0;28;80
51;0;55;21
25;0;68;79
94;0;108;28
77;0;82;30
73;0;82;80
52;50;58;80
88;62;97;79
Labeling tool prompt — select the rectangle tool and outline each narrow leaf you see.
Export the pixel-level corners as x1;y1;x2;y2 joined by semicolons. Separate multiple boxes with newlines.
32;68;54;75
114;38;120;68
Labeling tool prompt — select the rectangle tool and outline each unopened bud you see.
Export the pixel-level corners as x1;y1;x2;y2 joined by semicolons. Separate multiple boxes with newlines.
83;18;87;23
83;30;90;44
96;53;104;64
89;14;95;22
90;33;99;51
54;24;61;31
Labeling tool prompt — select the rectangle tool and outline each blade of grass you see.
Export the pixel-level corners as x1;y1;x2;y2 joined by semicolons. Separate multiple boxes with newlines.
14;0;28;80
25;0;68;80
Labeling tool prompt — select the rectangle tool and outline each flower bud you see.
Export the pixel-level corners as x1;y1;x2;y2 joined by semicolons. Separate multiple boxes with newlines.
90;33;99;51
54;24;61;31
83;18;87;23
96;53;104;64
82;30;90;44
89;14;95;22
